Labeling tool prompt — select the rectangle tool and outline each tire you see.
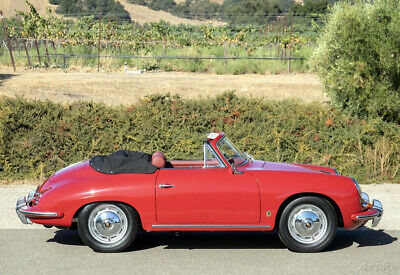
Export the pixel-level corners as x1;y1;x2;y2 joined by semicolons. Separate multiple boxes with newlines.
77;202;139;252
278;196;337;253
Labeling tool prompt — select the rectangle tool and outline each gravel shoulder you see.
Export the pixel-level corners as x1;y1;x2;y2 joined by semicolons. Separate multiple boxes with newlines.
2;183;399;230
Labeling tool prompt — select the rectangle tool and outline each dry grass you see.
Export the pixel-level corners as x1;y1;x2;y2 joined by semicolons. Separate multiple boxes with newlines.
117;0;223;25
0;67;325;106
1;0;58;17
1;0;222;25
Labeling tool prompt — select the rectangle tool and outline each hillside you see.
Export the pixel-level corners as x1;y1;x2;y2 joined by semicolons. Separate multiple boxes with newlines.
1;0;216;25
0;0;57;17
116;0;218;24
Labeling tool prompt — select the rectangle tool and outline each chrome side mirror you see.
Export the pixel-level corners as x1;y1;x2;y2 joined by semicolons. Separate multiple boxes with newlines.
244;152;254;162
230;163;243;174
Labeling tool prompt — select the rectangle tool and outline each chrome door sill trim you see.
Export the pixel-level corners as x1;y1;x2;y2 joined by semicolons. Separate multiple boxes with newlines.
152;224;271;229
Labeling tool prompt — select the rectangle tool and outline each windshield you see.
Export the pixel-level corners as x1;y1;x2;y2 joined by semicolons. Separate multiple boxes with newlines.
217;137;247;166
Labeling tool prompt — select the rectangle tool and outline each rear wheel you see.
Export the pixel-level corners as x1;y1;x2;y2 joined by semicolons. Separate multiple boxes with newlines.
78;203;139;252
278;196;337;253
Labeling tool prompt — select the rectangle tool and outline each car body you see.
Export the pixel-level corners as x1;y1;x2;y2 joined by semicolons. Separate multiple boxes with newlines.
16;132;383;252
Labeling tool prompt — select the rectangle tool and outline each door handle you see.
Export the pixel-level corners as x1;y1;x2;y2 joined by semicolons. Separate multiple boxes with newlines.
159;184;174;188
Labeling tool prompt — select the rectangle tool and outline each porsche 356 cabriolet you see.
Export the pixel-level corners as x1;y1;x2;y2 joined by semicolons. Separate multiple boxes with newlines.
16;132;383;253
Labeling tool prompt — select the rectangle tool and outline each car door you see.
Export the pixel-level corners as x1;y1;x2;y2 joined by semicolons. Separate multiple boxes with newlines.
155;146;260;224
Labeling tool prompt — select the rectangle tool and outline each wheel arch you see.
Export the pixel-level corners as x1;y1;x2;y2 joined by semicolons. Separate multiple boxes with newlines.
72;201;143;230
274;192;344;229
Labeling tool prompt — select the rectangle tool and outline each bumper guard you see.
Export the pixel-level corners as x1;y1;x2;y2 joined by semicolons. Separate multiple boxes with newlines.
16;195;58;225
351;193;383;227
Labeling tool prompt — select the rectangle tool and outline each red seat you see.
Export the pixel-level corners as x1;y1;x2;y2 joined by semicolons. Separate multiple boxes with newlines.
152;151;166;168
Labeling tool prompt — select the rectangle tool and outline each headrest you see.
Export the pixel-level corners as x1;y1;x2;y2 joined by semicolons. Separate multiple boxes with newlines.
152;151;166;168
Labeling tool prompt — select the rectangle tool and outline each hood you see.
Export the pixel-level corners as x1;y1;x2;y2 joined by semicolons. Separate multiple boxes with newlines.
240;160;331;174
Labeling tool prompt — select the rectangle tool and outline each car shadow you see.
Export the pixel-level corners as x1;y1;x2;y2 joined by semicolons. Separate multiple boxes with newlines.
0;74;16;86
325;227;398;252
47;227;397;252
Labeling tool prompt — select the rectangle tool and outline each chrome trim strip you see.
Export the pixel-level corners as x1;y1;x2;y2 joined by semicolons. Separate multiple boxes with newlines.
19;209;58;217
355;212;380;220
152;224;271;229
203;143;227;168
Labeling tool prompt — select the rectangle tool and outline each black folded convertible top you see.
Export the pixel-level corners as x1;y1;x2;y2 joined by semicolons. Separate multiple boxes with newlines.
89;150;158;174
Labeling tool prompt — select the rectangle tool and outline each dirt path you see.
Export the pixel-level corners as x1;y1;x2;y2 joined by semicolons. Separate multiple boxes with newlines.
0;69;325;106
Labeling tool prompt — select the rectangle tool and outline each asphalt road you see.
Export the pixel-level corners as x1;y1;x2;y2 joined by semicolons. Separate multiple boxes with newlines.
1;228;399;274
2;184;400;274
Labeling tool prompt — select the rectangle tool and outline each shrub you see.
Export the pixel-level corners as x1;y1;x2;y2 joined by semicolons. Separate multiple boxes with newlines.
312;0;400;123
1;94;400;183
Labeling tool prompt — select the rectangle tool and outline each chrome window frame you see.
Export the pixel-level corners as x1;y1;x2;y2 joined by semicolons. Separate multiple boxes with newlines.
203;143;226;168
216;137;248;167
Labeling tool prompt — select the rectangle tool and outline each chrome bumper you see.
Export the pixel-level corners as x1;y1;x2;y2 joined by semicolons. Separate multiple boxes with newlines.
16;196;32;224
16;195;58;225
354;193;383;227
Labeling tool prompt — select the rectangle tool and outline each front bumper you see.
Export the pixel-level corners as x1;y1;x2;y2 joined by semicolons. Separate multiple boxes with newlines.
16;195;58;225
351;193;383;227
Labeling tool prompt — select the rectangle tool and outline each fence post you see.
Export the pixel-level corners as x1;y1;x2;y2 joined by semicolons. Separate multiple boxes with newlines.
43;38;51;64
224;43;227;65
97;12;103;72
17;15;31;67
34;38;41;67
290;13;293;34
62;42;66;68
22;38;31;66
288;13;293;74
51;40;57;63
1;11;16;72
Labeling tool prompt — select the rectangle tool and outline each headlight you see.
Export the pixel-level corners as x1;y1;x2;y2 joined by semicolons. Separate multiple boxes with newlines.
352;178;362;196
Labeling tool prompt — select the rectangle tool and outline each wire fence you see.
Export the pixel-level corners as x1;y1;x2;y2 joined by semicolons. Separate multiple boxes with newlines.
0;38;308;74
0;10;312;74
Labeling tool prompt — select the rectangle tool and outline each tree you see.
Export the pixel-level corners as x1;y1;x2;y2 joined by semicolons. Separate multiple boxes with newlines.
290;0;330;16
221;0;282;25
53;0;131;21
312;0;400;123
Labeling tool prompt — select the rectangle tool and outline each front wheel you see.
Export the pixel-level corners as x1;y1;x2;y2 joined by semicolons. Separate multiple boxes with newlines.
78;203;139;252
278;196;337;253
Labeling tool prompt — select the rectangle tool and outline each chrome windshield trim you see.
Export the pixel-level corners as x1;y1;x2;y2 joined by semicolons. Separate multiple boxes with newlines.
204;143;227;168
19;209;58;217
216;137;248;167
152;224;271;229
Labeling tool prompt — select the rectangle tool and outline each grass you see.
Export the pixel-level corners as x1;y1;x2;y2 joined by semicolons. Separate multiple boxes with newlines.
0;43;314;74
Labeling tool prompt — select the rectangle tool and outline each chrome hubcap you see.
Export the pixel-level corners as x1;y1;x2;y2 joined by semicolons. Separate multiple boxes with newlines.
88;204;128;244
288;204;327;244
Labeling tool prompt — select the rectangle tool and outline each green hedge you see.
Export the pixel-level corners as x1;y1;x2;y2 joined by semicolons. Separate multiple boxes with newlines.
1;93;400;183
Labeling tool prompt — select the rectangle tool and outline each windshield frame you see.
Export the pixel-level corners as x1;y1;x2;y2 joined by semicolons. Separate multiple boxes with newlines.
216;137;248;167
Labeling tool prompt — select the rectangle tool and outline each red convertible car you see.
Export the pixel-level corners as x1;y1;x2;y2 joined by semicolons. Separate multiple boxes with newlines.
16;132;383;253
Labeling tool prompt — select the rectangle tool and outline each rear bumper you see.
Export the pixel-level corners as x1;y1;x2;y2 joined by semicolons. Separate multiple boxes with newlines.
350;193;383;227
16;196;59;225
